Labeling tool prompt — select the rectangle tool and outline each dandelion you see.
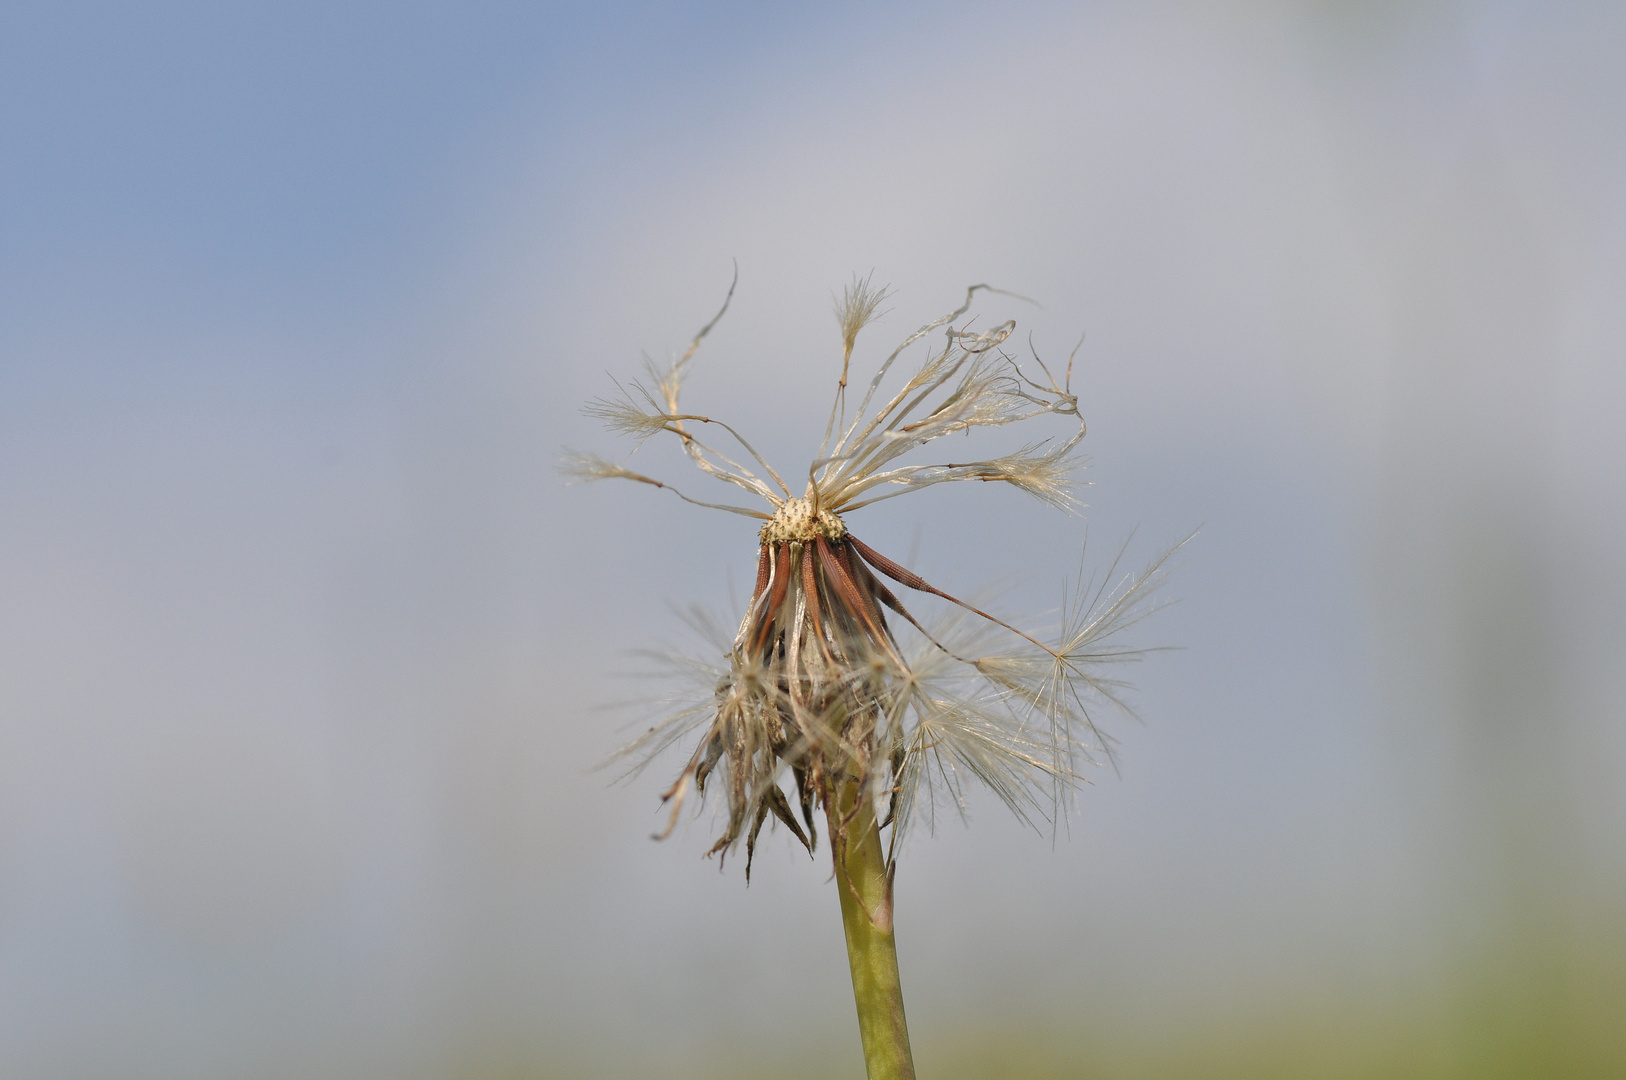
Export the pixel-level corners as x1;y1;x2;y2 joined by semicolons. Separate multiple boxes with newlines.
567;272;1184;1080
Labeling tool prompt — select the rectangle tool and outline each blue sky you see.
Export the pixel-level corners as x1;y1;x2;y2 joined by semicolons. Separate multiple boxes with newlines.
3;3;1623;1077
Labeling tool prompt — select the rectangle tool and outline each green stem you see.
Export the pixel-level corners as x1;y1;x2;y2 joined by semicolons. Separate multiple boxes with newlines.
827;779;915;1080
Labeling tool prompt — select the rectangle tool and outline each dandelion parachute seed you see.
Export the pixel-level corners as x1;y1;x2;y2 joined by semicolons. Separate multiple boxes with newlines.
567;273;1185;1079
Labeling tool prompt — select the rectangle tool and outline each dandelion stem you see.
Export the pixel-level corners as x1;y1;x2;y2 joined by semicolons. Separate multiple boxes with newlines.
827;779;915;1080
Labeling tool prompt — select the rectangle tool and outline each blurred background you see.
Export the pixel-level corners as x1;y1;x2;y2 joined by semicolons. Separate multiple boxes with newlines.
2;2;1623;1077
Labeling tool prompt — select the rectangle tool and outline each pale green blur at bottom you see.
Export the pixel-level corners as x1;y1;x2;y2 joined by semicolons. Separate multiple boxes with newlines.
444;917;1624;1080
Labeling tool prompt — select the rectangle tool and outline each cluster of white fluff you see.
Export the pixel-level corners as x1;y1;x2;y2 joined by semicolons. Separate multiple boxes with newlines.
568;276;1183;876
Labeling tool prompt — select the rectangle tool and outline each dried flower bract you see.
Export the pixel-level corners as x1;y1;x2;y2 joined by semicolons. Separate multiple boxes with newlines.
570;273;1183;879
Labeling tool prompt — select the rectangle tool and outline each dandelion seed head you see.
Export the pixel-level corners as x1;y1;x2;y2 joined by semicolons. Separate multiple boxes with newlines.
760;497;847;544
573;276;1184;874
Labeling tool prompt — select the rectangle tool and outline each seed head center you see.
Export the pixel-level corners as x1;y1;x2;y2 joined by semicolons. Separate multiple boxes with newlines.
760;497;846;545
